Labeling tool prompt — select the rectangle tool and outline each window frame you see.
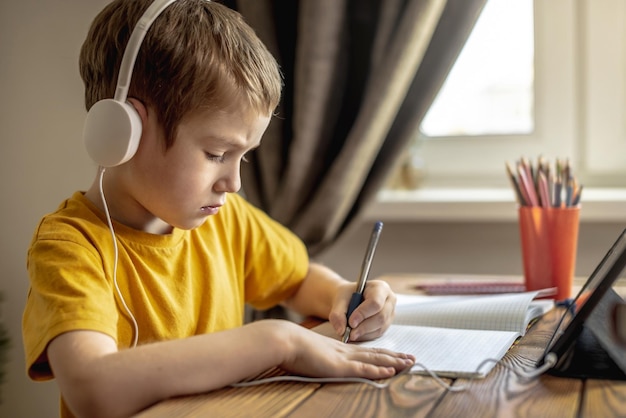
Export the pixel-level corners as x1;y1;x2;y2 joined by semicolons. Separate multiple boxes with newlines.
406;0;626;189
583;0;626;181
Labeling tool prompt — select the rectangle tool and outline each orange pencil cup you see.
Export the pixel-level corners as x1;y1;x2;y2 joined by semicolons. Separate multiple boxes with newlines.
518;206;580;301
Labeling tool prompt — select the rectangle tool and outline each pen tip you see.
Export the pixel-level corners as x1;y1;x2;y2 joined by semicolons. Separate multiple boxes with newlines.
374;221;383;231
342;327;351;343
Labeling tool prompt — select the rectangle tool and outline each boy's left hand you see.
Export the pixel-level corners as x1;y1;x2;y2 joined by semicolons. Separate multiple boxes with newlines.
328;279;396;342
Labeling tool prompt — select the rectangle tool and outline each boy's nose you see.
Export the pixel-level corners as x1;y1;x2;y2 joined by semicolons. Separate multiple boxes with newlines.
215;165;241;193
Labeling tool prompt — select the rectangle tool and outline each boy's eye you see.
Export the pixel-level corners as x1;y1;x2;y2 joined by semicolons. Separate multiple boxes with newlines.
205;150;254;163
205;152;226;163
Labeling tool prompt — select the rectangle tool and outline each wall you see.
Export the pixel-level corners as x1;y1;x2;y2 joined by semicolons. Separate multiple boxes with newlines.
317;220;626;282
0;1;110;416
1;1;625;417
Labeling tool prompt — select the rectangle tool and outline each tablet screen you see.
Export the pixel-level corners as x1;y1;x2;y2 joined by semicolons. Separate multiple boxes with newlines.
539;229;626;366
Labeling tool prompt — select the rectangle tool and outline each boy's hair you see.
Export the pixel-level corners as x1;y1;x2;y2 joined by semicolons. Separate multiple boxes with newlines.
79;0;283;148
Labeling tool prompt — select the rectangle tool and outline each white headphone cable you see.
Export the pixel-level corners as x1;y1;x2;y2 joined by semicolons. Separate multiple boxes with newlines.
231;353;559;392
98;166;139;348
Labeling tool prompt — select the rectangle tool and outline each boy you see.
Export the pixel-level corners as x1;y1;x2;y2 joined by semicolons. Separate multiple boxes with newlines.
22;1;414;417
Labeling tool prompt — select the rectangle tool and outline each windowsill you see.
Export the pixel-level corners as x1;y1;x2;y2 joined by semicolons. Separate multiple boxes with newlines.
362;188;626;222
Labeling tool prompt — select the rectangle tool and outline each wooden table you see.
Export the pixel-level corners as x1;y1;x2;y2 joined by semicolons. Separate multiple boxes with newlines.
134;274;626;418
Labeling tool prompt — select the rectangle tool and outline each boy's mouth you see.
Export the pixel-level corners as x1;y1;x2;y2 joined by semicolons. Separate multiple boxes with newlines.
200;205;221;214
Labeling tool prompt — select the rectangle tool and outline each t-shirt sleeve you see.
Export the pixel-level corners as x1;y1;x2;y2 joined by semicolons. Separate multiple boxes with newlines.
23;224;119;381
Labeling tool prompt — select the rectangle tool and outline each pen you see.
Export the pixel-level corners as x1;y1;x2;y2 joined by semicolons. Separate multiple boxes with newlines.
554;174;562;207
565;177;573;207
342;221;383;343
505;162;526;206
538;170;551;208
517;161;538;207
572;184;583;206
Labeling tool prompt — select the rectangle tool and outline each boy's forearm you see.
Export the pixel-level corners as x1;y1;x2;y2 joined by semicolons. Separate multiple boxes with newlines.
49;320;294;418
282;262;347;319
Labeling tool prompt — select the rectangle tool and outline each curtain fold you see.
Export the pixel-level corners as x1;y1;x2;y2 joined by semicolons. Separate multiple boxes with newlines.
234;0;487;256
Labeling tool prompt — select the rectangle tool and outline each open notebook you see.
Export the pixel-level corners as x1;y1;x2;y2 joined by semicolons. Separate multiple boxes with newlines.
315;289;554;378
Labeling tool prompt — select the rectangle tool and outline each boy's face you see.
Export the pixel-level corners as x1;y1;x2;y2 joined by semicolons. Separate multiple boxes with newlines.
125;105;271;232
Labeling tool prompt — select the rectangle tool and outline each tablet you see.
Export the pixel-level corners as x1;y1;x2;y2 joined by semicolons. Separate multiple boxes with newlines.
537;228;626;371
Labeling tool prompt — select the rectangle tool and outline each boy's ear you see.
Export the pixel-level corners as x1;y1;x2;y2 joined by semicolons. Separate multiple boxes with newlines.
127;98;148;125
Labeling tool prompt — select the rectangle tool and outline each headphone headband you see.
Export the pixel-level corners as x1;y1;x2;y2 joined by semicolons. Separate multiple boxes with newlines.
114;0;178;102
83;0;189;167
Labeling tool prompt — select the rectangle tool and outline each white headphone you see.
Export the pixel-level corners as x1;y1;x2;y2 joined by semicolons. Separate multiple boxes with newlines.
83;0;179;167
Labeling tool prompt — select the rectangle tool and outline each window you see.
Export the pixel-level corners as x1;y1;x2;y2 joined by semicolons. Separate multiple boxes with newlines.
400;0;626;190
422;0;534;138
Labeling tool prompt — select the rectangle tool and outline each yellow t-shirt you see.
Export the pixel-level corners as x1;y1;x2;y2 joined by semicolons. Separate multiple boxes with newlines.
23;191;309;382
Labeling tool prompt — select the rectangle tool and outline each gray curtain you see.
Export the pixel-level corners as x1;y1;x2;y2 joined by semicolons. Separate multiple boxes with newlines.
229;0;487;257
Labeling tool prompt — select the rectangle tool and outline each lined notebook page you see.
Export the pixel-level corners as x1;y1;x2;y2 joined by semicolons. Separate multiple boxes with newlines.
357;324;519;378
311;322;518;378
393;290;552;335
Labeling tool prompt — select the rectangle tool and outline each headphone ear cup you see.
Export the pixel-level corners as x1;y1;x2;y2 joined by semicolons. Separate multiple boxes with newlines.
83;99;142;167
